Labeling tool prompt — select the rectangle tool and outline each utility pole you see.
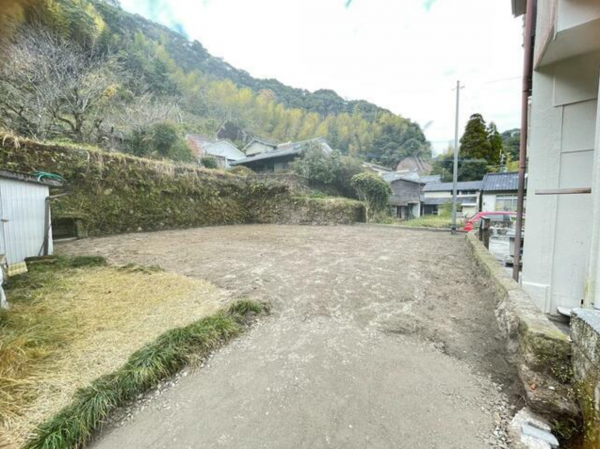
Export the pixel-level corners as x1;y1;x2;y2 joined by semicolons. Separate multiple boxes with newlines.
451;80;463;234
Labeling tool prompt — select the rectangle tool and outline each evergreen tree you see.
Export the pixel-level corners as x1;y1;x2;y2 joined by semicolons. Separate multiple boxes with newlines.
459;114;492;161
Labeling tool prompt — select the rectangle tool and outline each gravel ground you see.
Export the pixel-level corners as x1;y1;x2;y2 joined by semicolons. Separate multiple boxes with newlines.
58;224;519;448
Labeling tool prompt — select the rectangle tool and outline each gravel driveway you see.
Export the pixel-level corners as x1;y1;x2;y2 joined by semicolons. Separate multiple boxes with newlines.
58;225;517;448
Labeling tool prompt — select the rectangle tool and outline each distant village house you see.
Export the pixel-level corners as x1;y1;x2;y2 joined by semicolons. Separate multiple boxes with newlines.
382;172;423;219
480;172;523;212
186;135;246;169
421;180;482;217
242;138;279;157
233;137;333;173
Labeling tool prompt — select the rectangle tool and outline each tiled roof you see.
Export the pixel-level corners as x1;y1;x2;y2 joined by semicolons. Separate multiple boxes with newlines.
422;180;482;192
186;135;245;161
232;137;331;165
242;137;279;152
481;172;521;192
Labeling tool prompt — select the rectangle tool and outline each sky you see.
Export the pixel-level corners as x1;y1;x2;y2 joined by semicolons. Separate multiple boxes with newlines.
118;0;524;155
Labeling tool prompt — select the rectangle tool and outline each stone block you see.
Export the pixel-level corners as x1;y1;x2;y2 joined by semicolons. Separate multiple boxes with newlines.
508;408;559;449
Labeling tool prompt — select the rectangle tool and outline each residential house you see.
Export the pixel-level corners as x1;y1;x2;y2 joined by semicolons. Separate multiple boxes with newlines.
232;137;333;173
512;0;600;315
510;3;600;439
242;138;278;157
421;180;482;217
382;172;422;219
480;172;524;212
186;135;246;169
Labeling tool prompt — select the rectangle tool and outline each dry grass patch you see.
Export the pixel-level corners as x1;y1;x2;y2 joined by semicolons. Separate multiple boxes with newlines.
0;258;226;447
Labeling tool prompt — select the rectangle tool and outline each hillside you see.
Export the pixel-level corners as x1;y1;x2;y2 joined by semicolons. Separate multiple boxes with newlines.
93;1;391;120
0;0;431;167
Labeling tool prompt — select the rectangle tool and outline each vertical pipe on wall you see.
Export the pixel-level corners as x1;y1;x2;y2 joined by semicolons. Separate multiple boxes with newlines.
513;0;536;282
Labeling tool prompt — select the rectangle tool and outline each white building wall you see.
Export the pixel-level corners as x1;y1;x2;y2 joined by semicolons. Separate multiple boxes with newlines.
423;191;451;199
522;51;599;313
557;0;600;32
482;194;496;212
0;179;52;275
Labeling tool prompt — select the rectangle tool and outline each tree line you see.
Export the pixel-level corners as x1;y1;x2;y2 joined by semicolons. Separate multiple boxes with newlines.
431;113;521;182
0;0;431;167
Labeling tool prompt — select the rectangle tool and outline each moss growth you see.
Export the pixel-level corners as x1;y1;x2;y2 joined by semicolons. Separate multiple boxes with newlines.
574;378;600;446
0;134;365;234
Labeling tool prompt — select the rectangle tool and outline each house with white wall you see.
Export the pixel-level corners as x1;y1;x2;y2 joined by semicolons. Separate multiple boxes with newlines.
242;138;278;157
480;172;523;212
511;2;600;441
186;135;246;169
233;137;332;173
512;0;600;315
421;180;482;217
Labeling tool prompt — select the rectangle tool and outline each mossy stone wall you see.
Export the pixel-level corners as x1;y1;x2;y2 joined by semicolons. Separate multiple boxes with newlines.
0;136;364;235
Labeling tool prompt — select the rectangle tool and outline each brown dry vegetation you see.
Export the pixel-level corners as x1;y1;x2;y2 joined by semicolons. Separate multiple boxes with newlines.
0;258;226;447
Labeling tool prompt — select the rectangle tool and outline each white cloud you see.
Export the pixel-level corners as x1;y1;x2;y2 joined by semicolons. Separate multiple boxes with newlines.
119;0;524;154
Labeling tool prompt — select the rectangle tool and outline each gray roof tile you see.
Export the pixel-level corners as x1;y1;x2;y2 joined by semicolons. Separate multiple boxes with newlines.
481;172;522;192
423;180;482;192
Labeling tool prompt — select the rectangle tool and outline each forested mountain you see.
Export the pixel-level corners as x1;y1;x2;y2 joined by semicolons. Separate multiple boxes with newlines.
0;0;431;167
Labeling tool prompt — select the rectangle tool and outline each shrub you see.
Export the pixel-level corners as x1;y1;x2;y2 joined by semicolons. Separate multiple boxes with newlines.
201;156;219;169
229;165;254;176
129;122;194;163
292;146;364;197
350;172;392;222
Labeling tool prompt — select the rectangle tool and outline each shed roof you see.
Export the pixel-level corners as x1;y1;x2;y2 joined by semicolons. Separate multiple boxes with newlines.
0;170;63;187
481;172;522;192
422;180;482;192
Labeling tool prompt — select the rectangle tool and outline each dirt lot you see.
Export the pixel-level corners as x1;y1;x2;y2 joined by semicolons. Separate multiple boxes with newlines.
58;224;518;448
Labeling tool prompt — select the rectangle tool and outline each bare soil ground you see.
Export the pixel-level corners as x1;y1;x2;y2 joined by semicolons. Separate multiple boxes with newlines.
58;224;518;448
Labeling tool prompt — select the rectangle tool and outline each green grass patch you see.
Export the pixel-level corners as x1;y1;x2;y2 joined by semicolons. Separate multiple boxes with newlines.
24;300;265;449
399;215;454;229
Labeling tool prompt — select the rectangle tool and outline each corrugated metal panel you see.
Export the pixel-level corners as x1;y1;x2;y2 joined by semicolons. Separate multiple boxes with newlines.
0;178;52;269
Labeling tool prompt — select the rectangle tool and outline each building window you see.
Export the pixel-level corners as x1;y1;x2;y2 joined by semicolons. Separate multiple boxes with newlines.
495;195;518;211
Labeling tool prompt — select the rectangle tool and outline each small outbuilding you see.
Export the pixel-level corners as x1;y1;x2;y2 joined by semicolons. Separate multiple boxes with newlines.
0;170;62;276
382;172;423;219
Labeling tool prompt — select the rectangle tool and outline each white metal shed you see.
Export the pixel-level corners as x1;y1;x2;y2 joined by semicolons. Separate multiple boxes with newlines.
0;170;62;276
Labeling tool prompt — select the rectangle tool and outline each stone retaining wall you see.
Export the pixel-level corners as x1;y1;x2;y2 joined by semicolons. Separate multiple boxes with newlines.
465;233;579;424
0;135;365;236
571;309;600;447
